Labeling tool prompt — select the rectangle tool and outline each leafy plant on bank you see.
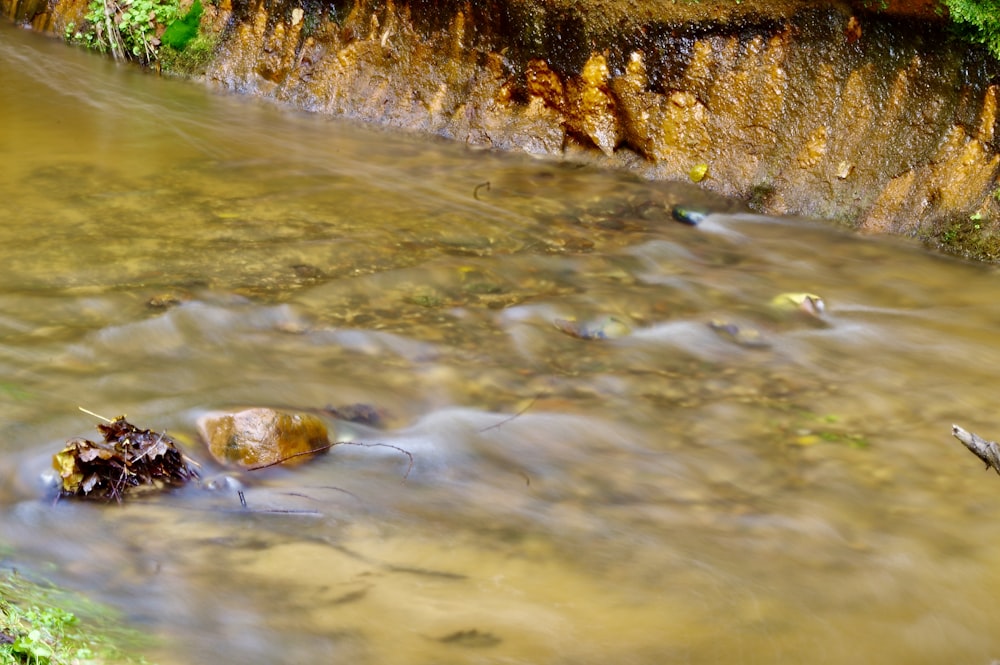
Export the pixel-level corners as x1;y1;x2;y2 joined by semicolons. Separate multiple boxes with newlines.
863;0;999;60
65;0;207;66
102;0;174;62
156;0;216;75
0;571;151;665
940;0;1000;60
159;0;201;50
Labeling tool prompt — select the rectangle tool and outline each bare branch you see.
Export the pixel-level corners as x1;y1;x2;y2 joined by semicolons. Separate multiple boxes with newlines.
952;424;1000;476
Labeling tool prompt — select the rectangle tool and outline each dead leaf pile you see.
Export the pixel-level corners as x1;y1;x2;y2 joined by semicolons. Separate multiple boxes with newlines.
53;416;199;502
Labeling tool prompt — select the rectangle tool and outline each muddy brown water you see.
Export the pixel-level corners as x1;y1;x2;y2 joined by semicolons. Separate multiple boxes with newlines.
4;21;1000;665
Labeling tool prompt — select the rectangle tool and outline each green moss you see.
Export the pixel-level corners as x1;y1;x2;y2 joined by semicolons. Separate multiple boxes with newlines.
161;0;203;51
942;0;1000;61
928;212;1000;261
159;32;218;76
745;181;776;212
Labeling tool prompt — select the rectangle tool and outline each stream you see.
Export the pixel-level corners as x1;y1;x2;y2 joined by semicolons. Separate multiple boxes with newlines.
4;20;1000;665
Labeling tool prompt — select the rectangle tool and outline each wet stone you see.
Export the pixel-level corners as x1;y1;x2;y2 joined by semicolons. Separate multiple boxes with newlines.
553;315;631;340
146;293;185;309
437;629;502;648
197;408;332;470
322;403;386;429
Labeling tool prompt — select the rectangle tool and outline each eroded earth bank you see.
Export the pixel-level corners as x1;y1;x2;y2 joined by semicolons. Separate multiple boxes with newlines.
6;0;1000;257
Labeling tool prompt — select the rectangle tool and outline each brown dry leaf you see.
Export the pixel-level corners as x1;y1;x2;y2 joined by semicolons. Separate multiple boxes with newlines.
52;416;199;502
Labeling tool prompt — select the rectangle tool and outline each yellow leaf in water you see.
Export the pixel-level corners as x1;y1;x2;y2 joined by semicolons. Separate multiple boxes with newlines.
771;292;825;315
689;163;709;182
52;447;83;493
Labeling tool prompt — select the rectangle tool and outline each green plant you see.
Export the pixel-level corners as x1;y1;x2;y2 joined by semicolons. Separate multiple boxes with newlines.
0;572;149;664
64;21;98;49
70;0;180;64
2;605;74;663
941;0;1000;60
160;0;202;51
864;0;1000;61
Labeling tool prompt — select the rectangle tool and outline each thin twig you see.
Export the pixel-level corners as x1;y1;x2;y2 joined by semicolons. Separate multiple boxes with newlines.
252;509;322;515
130;431;165;463
336;441;414;479
284;487;363;502
101;0;125;61
478;396;538;433
244;440;414;479
78;406;113;423
245;442;336;471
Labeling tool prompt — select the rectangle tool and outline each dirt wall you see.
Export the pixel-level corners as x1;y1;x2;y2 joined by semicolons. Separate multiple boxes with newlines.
7;0;1000;256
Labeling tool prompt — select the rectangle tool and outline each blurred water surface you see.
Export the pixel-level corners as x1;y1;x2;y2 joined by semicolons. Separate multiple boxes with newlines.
3;21;1000;665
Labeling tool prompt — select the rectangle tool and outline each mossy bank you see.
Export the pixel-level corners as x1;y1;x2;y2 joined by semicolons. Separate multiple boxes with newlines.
5;0;1000;259
0;569;151;664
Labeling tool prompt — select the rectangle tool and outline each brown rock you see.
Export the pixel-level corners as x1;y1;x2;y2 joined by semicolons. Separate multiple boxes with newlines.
565;53;622;156
197;408;331;470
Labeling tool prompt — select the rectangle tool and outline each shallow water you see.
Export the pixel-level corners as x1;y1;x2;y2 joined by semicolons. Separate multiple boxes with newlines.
4;20;1000;665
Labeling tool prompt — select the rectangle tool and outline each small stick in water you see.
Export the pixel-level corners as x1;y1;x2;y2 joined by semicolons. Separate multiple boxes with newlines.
77;406;113;423
951;424;1000;476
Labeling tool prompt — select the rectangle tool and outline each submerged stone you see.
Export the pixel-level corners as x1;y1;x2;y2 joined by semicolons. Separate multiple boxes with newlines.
671;206;709;226
197;408;331;470
553;315;631;340
708;320;771;348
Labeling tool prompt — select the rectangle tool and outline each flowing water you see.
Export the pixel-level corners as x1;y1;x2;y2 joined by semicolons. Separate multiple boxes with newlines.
4;20;1000;665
